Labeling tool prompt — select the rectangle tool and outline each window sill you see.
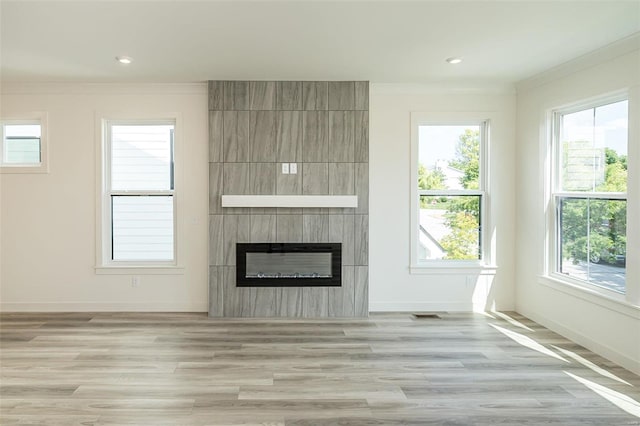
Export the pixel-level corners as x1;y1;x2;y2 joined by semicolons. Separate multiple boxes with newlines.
95;266;185;275
538;275;640;319
0;165;49;174
410;264;498;275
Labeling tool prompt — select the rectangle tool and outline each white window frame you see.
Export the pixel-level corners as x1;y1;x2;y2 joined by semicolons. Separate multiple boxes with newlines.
0;112;48;173
95;114;184;274
410;112;491;272
547;93;631;301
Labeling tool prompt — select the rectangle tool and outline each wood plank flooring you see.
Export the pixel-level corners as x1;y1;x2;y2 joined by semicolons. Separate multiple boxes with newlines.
1;312;639;425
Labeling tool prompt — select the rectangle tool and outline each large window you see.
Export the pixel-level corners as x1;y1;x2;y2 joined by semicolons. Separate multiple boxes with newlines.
414;122;487;264
0;116;47;172
552;98;628;293
102;121;176;264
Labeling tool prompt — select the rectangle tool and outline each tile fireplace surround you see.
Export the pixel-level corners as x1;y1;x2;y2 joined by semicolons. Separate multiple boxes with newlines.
208;81;369;317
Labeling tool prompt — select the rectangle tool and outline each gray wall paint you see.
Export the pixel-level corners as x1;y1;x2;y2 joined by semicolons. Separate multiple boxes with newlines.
209;81;369;317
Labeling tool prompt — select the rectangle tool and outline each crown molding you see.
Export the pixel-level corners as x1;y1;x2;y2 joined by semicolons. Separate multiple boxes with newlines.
516;32;640;93
0;82;207;96
371;82;516;96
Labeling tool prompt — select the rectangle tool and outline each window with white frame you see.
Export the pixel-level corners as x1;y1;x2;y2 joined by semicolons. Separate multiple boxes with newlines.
551;98;628;294
102;121;176;264
0;118;46;171
413;122;487;263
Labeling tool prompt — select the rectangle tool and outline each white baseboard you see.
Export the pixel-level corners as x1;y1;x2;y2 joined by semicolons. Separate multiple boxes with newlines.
370;301;474;312
0;302;208;312
520;308;640;376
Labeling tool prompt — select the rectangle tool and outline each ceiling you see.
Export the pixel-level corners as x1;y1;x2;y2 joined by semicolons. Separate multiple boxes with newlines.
1;1;639;86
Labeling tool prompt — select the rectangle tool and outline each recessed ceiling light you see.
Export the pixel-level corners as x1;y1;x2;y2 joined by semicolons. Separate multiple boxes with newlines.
116;56;133;65
446;57;463;64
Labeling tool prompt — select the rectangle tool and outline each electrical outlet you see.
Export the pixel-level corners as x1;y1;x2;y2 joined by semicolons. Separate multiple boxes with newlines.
281;163;290;174
289;163;297;174
132;276;140;287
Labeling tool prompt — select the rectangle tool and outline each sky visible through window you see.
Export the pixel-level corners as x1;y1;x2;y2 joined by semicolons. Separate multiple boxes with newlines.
111;124;173;191
562;100;628;156
4;124;41;138
419;125;476;169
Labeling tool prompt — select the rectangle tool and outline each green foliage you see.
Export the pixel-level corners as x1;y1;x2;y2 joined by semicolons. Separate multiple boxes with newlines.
442;129;481;259
566;233;612;264
418;164;445;190
605;147;627;170
446;195;480;220
561;148;627;264
449;129;480;190
440;211;480;260
418;164;446;208
597;161;627;192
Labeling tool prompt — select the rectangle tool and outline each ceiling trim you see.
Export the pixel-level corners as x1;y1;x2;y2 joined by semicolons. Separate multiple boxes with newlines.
516;32;640;93
0;82;208;96
371;82;516;96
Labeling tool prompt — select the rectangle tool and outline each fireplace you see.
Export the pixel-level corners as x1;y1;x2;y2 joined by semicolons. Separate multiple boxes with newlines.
236;243;341;287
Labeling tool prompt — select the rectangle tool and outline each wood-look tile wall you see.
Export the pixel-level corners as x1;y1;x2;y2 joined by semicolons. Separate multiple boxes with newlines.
208;81;369;318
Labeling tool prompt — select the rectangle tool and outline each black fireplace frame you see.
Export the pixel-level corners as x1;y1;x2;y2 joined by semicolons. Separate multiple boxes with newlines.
236;243;341;287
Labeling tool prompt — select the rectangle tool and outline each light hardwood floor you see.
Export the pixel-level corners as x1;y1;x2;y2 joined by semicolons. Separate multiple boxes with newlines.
1;312;639;425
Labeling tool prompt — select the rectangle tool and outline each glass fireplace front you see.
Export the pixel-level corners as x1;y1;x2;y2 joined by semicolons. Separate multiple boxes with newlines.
236;243;341;287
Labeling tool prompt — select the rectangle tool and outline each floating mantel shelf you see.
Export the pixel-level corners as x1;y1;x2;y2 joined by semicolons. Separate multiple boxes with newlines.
221;195;358;208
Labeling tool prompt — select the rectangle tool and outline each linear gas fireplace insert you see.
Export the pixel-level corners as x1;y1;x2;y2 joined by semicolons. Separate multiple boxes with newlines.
236;243;341;287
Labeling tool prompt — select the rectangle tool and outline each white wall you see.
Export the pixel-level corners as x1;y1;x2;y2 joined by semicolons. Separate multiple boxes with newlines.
515;41;640;375
369;85;516;312
0;83;209;312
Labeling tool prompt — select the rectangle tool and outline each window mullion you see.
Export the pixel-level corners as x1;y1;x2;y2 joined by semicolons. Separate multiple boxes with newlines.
0;125;4;163
110;190;174;196
418;189;484;196
554;112;562;194
554;192;627;200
